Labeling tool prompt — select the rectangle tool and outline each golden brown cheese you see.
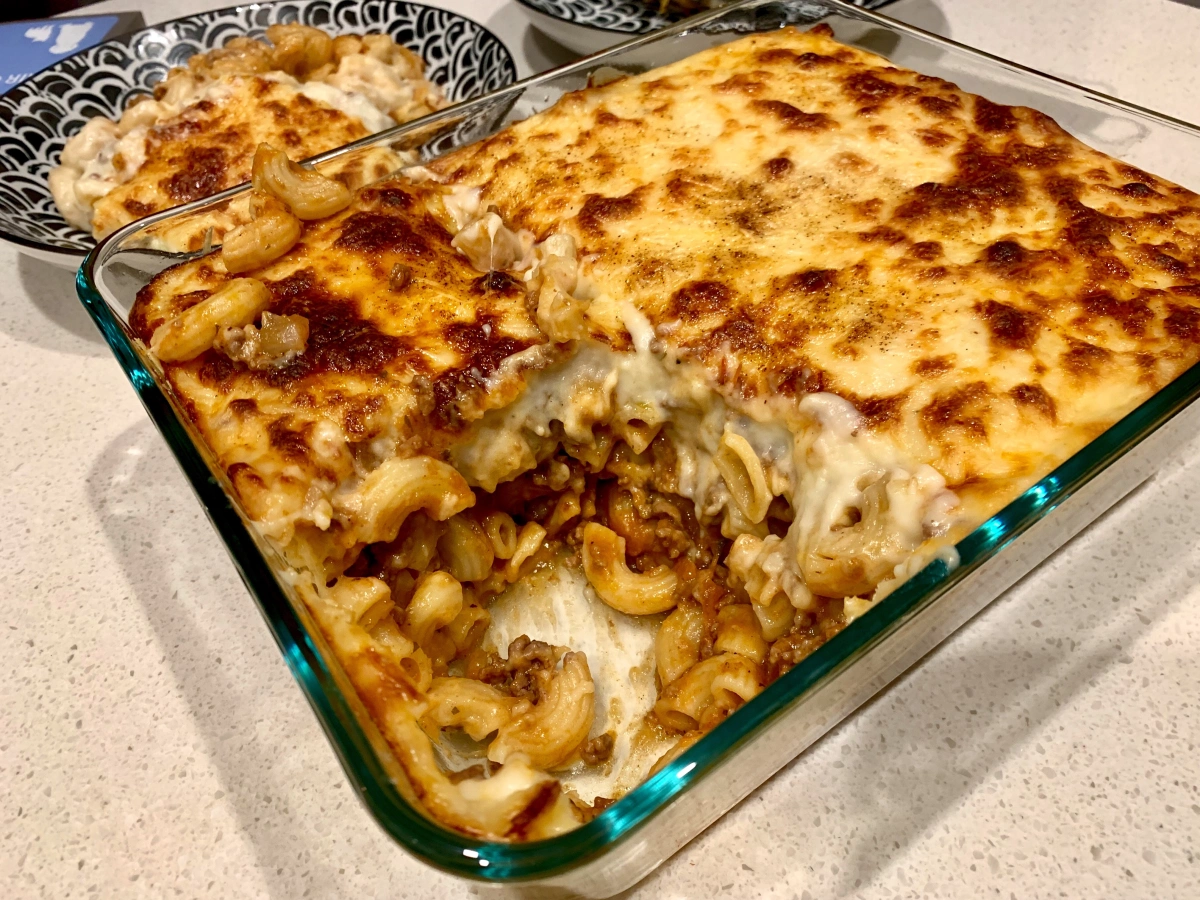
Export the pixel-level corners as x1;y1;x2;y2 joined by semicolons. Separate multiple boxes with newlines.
93;76;384;243
132;181;548;573
430;26;1200;517
54;26;445;241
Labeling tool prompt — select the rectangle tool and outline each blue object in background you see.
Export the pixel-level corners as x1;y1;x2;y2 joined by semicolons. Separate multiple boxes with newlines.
0;14;145;95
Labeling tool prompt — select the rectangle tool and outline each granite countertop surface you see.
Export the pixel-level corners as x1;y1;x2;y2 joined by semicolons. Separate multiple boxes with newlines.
3;0;1200;897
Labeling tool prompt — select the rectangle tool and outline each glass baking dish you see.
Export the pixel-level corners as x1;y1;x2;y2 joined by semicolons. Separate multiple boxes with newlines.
76;0;1200;894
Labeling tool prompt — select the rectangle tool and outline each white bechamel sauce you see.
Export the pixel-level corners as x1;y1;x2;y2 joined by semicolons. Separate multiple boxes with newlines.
451;211;535;273
483;555;669;803
294;79;395;133
792;393;955;562
451;303;953;549
449;303;960;608
442;185;483;230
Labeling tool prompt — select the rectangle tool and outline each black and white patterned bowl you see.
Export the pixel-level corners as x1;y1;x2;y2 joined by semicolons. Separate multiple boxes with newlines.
0;0;516;267
514;0;897;56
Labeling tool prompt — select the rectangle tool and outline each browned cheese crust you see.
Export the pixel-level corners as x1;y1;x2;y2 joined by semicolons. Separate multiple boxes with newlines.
429;26;1200;518
132;182;548;573
93;77;384;242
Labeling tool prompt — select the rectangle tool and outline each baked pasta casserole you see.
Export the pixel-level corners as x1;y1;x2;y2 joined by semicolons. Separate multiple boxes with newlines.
50;24;443;242
129;25;1200;839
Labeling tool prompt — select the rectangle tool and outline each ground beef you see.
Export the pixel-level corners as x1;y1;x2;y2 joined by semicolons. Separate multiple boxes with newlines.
580;731;615;766
505;635;556;702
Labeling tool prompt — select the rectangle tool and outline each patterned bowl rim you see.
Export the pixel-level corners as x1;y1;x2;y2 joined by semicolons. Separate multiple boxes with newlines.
511;0;897;37
0;0;516;263
511;0;674;35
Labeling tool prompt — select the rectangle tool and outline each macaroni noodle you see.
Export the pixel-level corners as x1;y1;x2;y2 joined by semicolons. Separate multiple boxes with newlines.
402;572;464;649
221;193;302;274
424;677;516;741
654;654;763;733
488;652;596;770
252;143;353;220
149;277;271;362
581;523;679;616
338;456;474;546
655;602;704;687
715;429;772;525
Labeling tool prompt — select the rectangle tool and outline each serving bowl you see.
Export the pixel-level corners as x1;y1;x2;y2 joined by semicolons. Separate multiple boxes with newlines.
513;0;897;55
0;0;516;267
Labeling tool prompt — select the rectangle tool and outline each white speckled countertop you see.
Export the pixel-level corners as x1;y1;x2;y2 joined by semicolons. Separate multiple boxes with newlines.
3;0;1200;897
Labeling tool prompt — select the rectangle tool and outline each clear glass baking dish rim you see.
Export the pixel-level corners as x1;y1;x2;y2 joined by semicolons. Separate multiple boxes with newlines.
76;0;1200;882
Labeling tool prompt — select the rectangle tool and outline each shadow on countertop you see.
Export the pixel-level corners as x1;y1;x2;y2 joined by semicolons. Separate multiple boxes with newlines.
84;421;432;900
0;252;106;356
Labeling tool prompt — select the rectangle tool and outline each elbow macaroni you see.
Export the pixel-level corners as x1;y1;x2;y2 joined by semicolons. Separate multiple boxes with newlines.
437;514;495;583
654;654;763;733
715;428;772;525
149;277;272;362
656;601;704;686
504;522;546;582
752;593;796;643
714;604;769;665
488;652;596;771
483;511;519;559
338;456;475;546
221;192;302;274
727;533;814;614
402;571;464;649
328;575;394;629
252;142;353;220
264;24;334;80
445;603;491;655
424;677;516;741
581;522;678;616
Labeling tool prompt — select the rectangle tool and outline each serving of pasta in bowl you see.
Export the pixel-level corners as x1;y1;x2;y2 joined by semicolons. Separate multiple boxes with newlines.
76;0;1200;894
0;0;515;266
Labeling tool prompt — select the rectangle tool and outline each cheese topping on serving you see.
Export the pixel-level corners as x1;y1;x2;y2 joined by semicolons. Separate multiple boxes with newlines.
50;26;444;241
431;26;1200;522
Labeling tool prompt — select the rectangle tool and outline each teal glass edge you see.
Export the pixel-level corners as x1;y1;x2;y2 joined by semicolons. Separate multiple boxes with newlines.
71;0;1200;879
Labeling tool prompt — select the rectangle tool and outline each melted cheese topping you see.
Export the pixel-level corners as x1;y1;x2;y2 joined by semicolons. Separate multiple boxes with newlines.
432;26;1200;522
132;181;548;577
